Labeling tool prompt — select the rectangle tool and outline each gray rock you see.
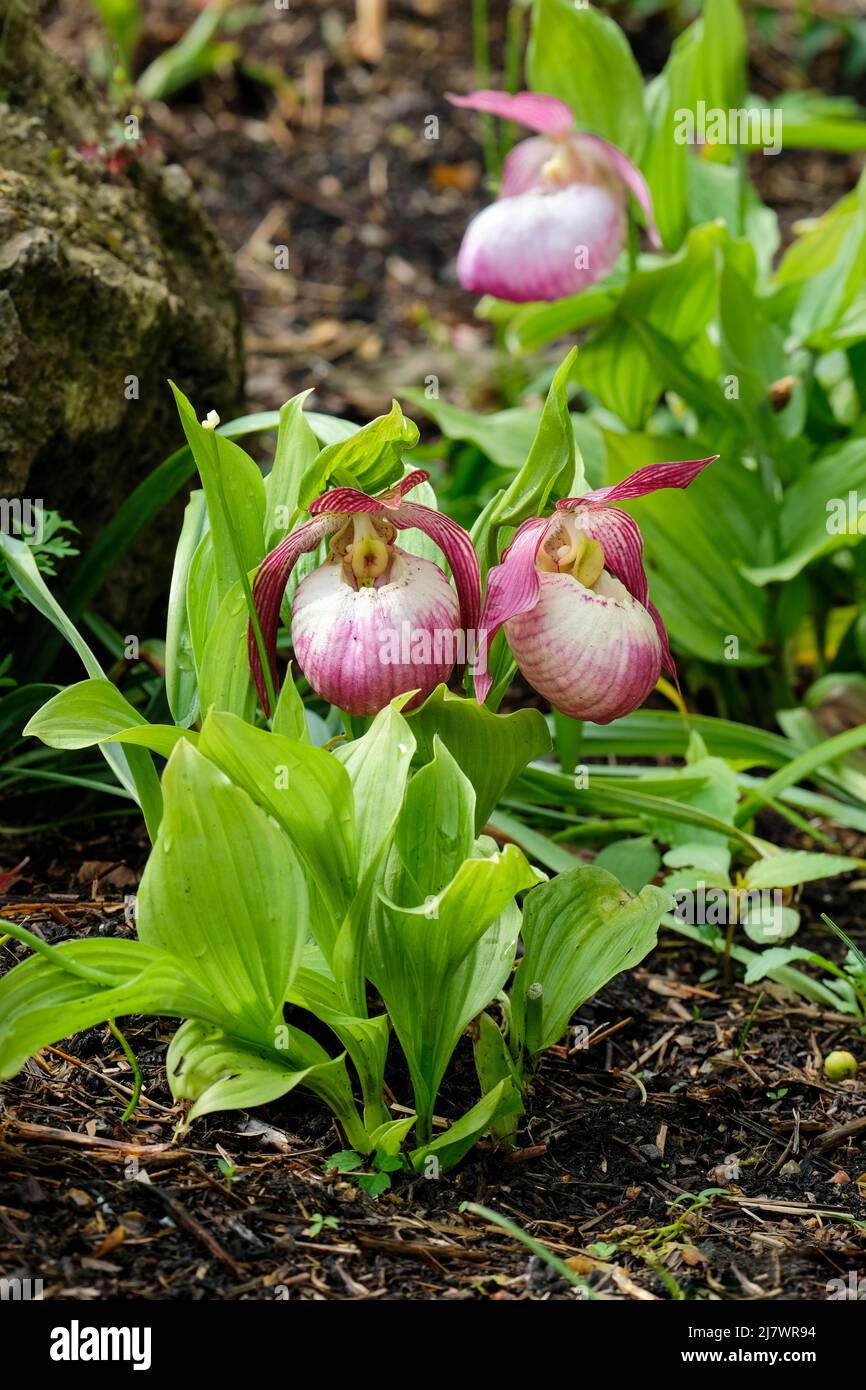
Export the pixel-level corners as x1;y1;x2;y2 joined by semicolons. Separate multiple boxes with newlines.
0;0;244;628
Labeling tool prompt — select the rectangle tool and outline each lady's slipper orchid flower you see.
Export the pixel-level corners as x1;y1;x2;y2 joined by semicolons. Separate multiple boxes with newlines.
248;470;481;718
477;456;718;724
449;90;660;303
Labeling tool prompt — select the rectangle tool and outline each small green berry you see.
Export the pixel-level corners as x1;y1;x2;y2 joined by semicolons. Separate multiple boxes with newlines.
824;1050;858;1081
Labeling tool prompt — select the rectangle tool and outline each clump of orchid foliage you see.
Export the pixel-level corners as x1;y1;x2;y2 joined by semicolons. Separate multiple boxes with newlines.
0;371;687;1170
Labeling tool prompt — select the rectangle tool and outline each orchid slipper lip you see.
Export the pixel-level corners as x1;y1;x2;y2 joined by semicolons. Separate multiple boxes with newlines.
248;470;481;718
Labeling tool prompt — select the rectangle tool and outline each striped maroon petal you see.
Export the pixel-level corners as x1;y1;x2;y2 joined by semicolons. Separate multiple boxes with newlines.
392;501;482;638
248;514;341;716
563;455;718;507
475;516;548;704
310;468;431;516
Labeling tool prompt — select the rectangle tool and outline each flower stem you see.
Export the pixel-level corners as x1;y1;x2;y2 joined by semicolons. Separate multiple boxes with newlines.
206;429;278;718
0;918;116;986
472;0;500;182
108;1019;143;1120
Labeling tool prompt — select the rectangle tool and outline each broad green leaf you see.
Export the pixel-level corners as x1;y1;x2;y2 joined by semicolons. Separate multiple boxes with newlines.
718;258;789;448
408;686;551;832
370;844;537;1139
170;381;266;604
288;982;391;1132
595;837;662;894
0;938;223;1080
790;169;866;348
402;395;541;471
395;738;475;897
24;677;148;749
742;904;801;946
166;1019;369;1150
502;275;626;356
473;1010;522;1143
744;851;859;890
137;740;308;1040
410;1078;522;1173
197;710;355;924
1;537;160;833
643;753;740;850
770;92;866;155
700;0;747;116
330;701;417;1014
198;579;257;722
642;34;697;250
105;724;197;759
528;0;646;160
742;439;866;585
272;667;309;742
264;390;320;545
334;700;414;882
470;350;579;574
300;400;418;504
186;531;219;679
369;1116;416;1156
511;866;672;1056
165;489;208;727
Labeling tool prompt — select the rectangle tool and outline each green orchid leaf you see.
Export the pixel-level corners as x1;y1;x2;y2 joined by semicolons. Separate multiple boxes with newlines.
165;489;208;727
408;686;551;831
744;850;859;890
105;725;197;758
300;400;418;504
197;579;257;722
595;836;662;894
394;737;476;897
470;350;579;574
272;666;309;743
264;389;320;545
473;1010;522;1144
370;843;537;1141
170;381;267;604
137;739;309;1041
410;1078;522;1174
3;545;161;836
0;938;225;1080
368;1116;416;1156
186;531;219;680
333;699;415;881
165;1018;368;1150
511;866;672;1058
528;0;646;160
287;952;391;1131
24;677;149;749
197;709;355;925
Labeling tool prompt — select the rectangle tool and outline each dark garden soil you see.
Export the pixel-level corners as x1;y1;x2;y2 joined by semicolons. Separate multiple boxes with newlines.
1;819;865;1302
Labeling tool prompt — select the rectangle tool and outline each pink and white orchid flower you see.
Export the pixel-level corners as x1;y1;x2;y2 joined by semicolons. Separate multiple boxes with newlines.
477;456;718;724
449;90;660;303
248;470;481;718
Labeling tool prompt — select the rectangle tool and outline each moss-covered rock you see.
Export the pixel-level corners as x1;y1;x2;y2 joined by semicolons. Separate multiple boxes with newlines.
0;0;244;623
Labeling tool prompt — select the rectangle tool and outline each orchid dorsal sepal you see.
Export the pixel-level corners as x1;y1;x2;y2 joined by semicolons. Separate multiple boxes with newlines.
248;470;481;718
476;454;719;723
